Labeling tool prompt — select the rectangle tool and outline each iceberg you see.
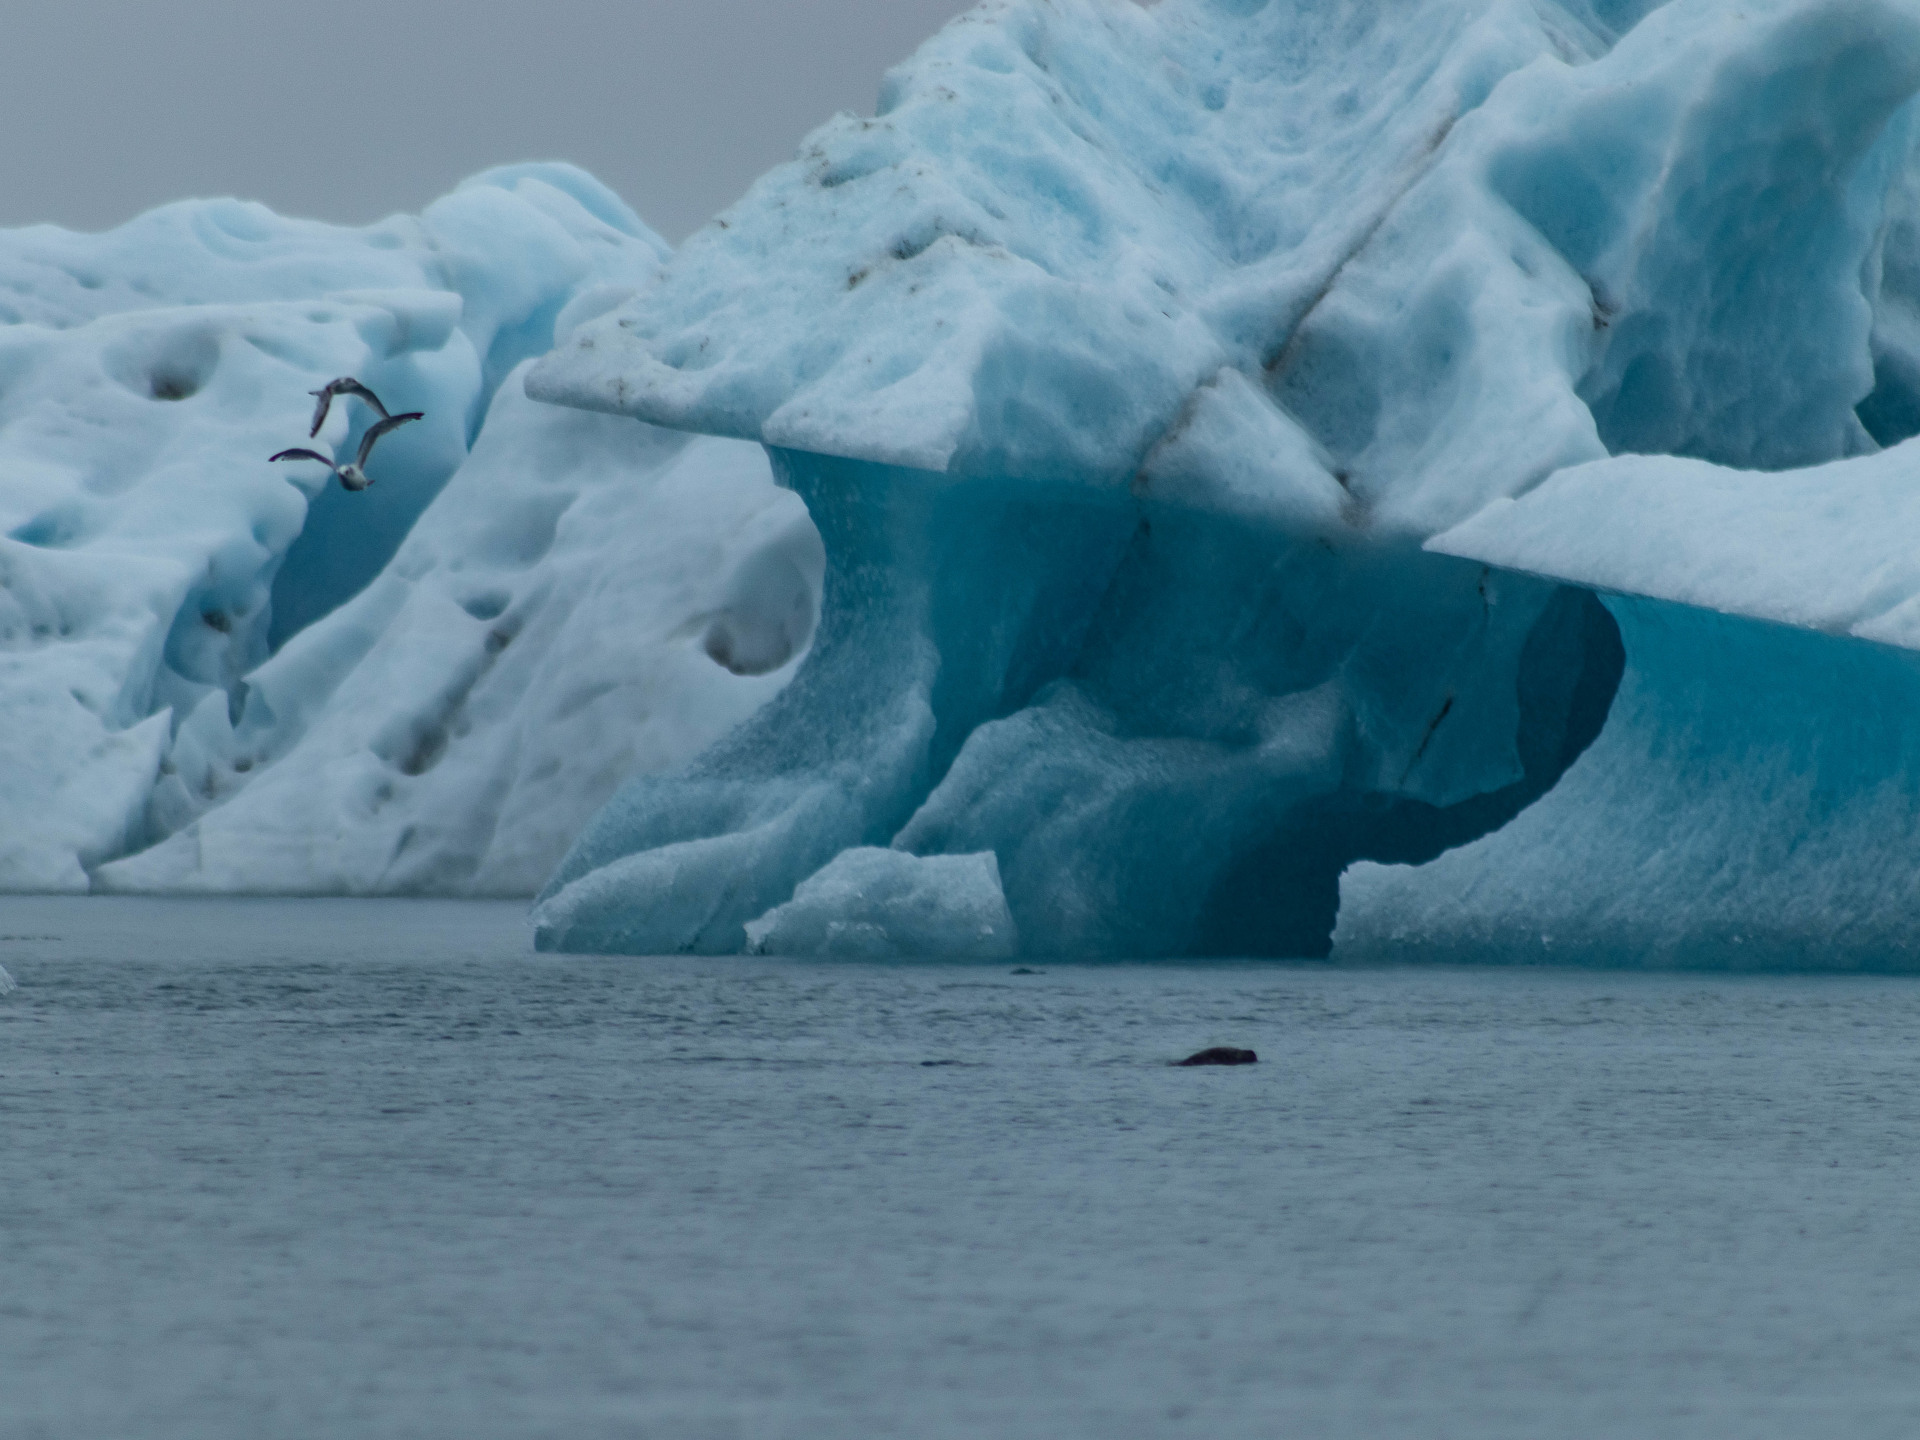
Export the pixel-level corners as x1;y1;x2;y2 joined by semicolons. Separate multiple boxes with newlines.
0;165;816;894
528;0;1920;961
14;0;1920;965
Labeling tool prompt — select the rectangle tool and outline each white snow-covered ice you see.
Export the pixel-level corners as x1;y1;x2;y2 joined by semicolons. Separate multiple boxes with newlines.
0;165;816;894
95;378;817;895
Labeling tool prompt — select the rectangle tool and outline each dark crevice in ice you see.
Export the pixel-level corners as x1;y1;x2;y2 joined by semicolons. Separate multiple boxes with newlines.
1201;586;1625;958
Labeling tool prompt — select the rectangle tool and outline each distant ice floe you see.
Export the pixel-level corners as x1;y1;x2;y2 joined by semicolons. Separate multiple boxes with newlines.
0;165;817;895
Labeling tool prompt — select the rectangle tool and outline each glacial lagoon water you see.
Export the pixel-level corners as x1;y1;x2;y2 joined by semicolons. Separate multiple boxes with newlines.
6;899;1920;1438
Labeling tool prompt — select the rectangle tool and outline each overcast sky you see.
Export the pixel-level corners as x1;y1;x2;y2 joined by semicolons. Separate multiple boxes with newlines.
0;0;973;242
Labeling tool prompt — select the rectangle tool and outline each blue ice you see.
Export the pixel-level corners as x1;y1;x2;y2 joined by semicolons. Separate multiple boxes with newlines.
530;0;1920;961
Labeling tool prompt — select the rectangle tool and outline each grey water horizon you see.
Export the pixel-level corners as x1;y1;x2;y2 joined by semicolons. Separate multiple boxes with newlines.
7;895;1920;1438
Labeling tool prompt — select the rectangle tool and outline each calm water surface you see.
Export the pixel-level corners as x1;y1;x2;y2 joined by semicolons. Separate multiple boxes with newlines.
5;897;1920;1438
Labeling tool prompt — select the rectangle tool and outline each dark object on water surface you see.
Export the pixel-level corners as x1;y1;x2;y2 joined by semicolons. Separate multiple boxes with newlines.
1175;1046;1258;1067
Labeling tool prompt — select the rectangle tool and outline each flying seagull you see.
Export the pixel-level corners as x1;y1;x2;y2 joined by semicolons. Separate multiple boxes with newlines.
271;411;424;492
307;376;392;438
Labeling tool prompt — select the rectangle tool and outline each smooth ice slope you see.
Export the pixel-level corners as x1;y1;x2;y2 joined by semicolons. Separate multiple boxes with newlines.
1433;444;1920;651
530;0;1920;959
0;169;814;893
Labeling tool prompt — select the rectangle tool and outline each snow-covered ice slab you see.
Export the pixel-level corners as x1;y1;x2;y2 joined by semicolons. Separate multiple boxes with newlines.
0;167;813;893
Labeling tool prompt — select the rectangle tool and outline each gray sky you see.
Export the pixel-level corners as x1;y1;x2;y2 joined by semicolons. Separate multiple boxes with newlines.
0;0;973;243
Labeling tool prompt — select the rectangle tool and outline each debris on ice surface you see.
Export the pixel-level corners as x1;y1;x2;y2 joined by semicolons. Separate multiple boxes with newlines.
0;166;815;894
743;847;1018;959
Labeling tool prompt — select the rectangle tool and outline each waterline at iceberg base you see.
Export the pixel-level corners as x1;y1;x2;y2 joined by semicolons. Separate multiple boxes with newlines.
529;0;1920;962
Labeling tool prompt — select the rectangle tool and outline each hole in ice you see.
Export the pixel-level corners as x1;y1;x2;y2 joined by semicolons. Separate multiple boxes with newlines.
10;506;86;548
107;326;219;403
702;621;760;675
818;157;884;189
398;729;447;777
700;602;809;675
695;526;822;677
460;591;510;622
